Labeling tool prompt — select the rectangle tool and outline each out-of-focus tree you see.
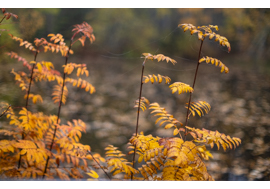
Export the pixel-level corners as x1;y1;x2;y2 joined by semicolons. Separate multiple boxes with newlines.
223;9;270;53
222;8;270;70
84;8;160;57
17;9;44;40
2;8;270;69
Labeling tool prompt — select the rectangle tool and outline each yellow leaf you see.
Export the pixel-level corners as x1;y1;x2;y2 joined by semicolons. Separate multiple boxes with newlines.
150;76;154;83
33;96;37;104
173;128;179;136
112;169;122;176
87;170;99;178
36;62;43;73
164;123;175;129
77;67;81;77
85;70;89;77
138;155;144;163
20;149;27;155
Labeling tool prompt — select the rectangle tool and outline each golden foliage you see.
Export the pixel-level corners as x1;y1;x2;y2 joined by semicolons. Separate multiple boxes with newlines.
87;170;99;179
3;105;20;128
8;34;37;52
65;77;95;94
142;53;177;65
169;82;194;95
129;133;163;163
33;64;62;84
149;102;182;131
186;101;211;118
127;134;214;181
197;145;213;160
33;35;73;56
52;84;68;104
10;69;29;91
0;140;15;153
63;63;89;77
1;20;240;181
0;21;104;181
35;61;54;72
199;56;229;73
179;23;231;52
14;140;49;165
21;167;44;179
105;145;137;176
48;33;64;44
143;74;171;84
128;133;166;180
162;159;214;181
159;137;214;181
186;126;241;151
8;33;74;56
24;94;43;104
134;97;150;112
159;138;194;166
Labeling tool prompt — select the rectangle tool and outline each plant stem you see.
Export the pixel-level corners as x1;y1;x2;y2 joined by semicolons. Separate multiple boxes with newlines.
131;59;146;180
0;105;10;118
184;40;204;141
87;150;111;180
18;49;39;169
135;63;145;136
0;15;6;24
42;41;72;179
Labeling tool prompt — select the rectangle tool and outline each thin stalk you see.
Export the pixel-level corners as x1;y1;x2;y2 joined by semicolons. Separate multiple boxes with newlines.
42;41;72;179
184;39;204;141
135;62;145;136
87;150;111;180
0;105;10;118
131;59;146;180
0;15;6;24
18;49;39;169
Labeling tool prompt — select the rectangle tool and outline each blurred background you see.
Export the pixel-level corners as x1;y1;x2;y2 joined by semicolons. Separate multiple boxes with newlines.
0;8;270;181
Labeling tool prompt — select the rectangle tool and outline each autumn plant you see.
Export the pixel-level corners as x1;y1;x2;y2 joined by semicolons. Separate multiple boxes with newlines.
0;11;241;181
0;21;104;180
97;24;240;181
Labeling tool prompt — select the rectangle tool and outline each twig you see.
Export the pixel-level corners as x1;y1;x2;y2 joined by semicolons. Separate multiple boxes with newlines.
131;58;146;180
42;41;72;179
0;105;10;118
0;15;6;24
18;48;39;169
87;150;111;180
184;39;204;141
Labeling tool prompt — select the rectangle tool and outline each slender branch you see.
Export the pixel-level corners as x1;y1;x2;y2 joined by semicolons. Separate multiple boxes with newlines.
0;105;10;118
135;62;145;136
131;59;146;180
18;49;39;169
42;41;72;179
0;15;6;24
184;39;204;141
25;52;39;111
87;150;111;180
